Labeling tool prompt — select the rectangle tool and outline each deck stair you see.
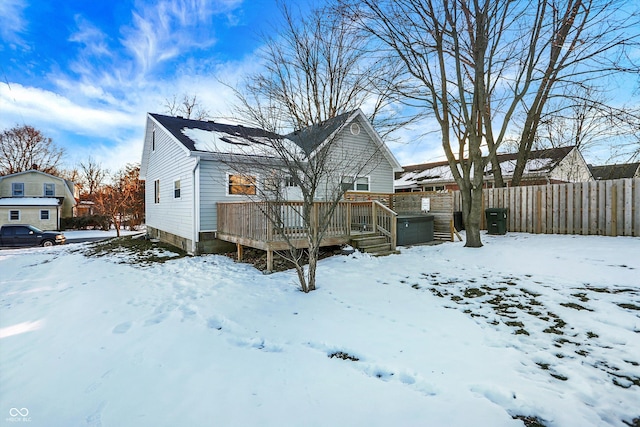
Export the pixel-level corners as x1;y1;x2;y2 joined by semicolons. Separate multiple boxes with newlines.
350;233;399;256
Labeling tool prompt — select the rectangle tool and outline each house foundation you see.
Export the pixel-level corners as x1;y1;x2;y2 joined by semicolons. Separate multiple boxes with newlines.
146;226;235;255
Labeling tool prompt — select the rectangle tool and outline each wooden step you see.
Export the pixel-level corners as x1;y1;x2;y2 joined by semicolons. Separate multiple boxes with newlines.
351;235;387;248
360;243;392;253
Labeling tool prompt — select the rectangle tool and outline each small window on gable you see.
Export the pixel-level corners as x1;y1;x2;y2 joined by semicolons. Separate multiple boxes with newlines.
41;210;50;220
9;210;20;221
152;127;156;151
174;180;181;199
44;183;55;196
12;183;24;197
154;179;160;203
228;174;257;196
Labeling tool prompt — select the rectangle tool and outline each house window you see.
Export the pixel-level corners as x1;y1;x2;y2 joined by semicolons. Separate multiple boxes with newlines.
355;176;370;191
9;210;20;221
12;183;24;197
228;174;257;195
174;180;181;199
40;210;50;220
152;127;156;151
342;176;370;192
154;179;160;203
284;175;298;187
44;183;55;196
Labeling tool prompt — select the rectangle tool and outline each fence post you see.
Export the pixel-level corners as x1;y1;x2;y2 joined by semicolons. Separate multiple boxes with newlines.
536;189;542;234
611;183;617;237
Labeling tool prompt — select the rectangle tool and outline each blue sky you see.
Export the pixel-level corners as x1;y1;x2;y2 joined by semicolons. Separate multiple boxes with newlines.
0;0;352;171
0;0;445;173
1;0;637;174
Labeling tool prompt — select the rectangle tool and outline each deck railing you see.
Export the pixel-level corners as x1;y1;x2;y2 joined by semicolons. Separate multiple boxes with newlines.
217;200;396;248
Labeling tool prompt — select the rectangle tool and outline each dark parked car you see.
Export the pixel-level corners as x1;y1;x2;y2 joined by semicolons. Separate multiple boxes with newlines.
0;225;66;247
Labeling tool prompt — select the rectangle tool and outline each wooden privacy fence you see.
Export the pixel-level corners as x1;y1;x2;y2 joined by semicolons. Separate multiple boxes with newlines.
453;178;640;237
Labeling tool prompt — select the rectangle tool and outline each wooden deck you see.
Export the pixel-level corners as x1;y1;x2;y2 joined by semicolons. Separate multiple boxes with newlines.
216;200;397;270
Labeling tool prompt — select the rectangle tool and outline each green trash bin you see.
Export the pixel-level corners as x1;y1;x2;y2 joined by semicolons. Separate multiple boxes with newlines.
485;208;508;235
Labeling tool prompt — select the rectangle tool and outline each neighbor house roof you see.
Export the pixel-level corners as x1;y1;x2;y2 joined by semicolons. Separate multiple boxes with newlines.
0;170;77;205
589;162;640;180
396;146;577;189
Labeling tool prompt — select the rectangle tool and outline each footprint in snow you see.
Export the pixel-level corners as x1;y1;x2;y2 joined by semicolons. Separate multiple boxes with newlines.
112;321;132;334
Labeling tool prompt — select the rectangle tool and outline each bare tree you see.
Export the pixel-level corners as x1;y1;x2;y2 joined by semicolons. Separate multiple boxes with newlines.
340;0;640;247
0;125;65;175
79;157;107;197
219;113;385;293
531;86;640;160
233;0;411;139
225;1;401;291
163;93;210;120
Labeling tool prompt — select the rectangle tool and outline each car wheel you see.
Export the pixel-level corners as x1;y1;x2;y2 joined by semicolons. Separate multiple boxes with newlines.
42;240;54;247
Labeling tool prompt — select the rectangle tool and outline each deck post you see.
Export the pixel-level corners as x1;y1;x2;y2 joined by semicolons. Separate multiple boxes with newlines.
237;243;243;262
347;203;352;236
372;201;378;233
267;249;274;272
391;213;397;249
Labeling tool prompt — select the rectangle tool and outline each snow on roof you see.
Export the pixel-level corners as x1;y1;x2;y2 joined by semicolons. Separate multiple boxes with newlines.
0;197;60;206
395;147;573;188
498;157;554;176
182;127;303;158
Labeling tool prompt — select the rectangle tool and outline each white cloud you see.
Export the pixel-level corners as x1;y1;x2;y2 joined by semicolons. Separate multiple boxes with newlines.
0;82;139;134
0;0;28;47
119;0;241;76
68;15;111;58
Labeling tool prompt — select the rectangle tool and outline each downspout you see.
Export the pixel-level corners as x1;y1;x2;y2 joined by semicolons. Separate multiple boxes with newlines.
192;156;201;254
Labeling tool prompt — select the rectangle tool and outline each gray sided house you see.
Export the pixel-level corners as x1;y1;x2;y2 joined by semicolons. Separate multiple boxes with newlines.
140;110;402;254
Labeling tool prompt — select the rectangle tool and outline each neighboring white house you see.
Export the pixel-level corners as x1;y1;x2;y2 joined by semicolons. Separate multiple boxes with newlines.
395;146;592;192
0;169;77;230
140;109;402;254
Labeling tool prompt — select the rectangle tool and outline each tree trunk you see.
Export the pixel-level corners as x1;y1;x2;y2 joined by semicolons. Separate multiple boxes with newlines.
307;246;318;292
113;216;121;237
464;185;484;248
295;263;309;293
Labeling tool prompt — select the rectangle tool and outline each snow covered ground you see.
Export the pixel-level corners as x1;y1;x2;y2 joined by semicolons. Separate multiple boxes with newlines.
1;232;639;427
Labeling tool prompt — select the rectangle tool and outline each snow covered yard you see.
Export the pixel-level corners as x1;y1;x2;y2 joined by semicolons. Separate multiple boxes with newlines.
1;233;639;427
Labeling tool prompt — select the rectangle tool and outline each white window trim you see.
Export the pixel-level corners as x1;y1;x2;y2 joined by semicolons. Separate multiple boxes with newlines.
40;209;50;220
173;179;181;199
44;183;55;196
12;182;24;197
9;210;20;221
343;175;370;192
154;179;160;204
225;172;259;197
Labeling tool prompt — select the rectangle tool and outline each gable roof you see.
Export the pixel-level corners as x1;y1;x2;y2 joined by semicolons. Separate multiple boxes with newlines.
589;162;640;180
149;113;283;155
0;170;77;204
286;110;354;154
396;146;578;189
146;110;402;171
288;109;402;171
